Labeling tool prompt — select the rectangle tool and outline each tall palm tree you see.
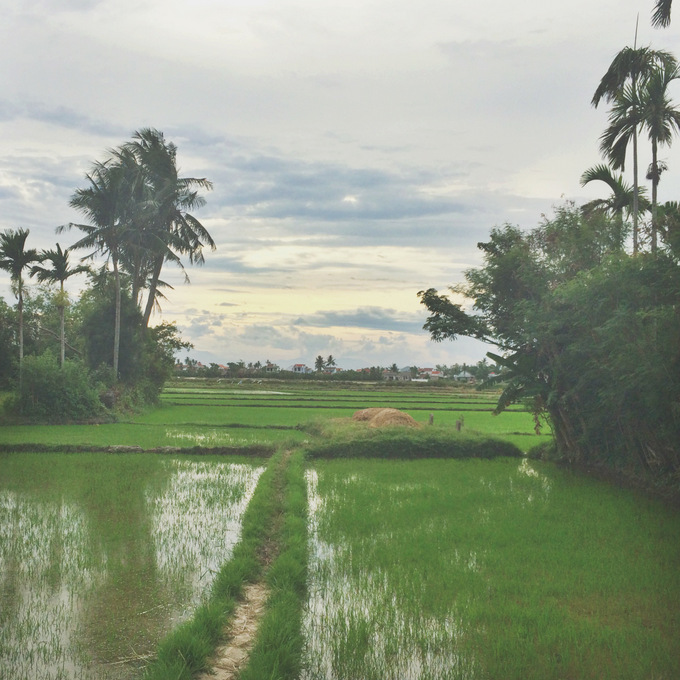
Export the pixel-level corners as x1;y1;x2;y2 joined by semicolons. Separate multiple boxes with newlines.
601;64;680;253
592;46;676;252
652;0;672;27
0;228;39;387
31;243;90;367
61;156;137;379
122;128;214;327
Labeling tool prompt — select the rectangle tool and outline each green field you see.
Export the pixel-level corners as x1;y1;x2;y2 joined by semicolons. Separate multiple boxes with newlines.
0;379;678;680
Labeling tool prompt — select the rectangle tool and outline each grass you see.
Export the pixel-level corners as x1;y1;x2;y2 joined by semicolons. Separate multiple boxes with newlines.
303;457;680;680
142;450;286;680
5;378;675;679
238;450;309;680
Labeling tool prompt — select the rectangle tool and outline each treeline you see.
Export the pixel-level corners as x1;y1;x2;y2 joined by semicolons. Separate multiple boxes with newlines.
0;129;210;421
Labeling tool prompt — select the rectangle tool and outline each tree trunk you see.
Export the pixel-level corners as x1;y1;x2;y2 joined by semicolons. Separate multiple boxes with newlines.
633;127;640;254
142;255;164;328
18;281;24;392
59;282;65;368
651;139;659;254
113;255;121;380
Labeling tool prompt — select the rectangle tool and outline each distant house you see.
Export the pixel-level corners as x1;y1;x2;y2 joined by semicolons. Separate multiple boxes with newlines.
264;361;280;373
291;363;313;374
418;368;444;380
454;370;475;383
383;369;410;382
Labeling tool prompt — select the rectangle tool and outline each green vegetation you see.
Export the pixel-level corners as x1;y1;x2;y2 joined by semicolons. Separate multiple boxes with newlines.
304;457;680;680
0;451;263;679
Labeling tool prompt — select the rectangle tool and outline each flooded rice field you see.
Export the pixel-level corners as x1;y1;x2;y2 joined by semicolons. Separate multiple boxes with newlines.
0;453;263;680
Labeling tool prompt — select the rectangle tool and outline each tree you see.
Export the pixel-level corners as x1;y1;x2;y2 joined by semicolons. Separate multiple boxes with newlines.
580;163;649;233
419;204;644;465
326;354;336;368
601;63;680;252
652;0;672;27
121;129;214;327
0;228;39;387
62;156;138;380
315;355;325;372
592;46;676;252
30;243;89;367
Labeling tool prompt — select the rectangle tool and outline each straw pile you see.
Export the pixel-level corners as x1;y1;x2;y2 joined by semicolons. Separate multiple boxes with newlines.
352;407;420;428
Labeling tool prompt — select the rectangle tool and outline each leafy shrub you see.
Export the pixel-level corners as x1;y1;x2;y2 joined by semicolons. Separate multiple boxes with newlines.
5;352;103;422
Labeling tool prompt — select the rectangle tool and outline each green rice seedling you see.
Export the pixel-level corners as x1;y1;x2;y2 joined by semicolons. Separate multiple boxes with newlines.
303;457;680;680
0;452;263;680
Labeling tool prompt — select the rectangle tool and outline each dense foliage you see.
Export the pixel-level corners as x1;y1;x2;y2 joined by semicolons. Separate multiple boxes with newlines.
420;203;680;481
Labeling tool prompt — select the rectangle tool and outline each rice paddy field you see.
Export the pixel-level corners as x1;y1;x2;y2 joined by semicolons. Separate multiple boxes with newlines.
1;378;678;680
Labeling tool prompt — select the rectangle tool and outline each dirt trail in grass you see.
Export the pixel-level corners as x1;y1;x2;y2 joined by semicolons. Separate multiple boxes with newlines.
197;451;290;680
196;582;270;680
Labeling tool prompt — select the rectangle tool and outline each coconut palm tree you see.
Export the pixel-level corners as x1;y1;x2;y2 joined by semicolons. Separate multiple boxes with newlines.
652;0;672;27
61;155;137;379
592;46;677;252
30;243;90;366
601;64;680;253
122;128;214;327
0;228;39;386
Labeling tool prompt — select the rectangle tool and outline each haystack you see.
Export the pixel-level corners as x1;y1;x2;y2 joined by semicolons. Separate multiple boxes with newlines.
352;407;420;428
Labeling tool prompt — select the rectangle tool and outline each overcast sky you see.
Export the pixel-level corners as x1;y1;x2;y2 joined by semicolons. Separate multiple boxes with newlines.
2;0;679;369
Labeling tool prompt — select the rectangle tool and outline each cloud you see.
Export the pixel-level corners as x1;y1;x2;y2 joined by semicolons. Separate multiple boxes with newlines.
294;306;424;333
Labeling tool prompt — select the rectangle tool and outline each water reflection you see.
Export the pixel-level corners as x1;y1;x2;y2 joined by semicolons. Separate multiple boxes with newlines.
0;455;263;680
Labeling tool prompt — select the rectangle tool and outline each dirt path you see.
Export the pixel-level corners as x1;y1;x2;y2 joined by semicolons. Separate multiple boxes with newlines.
198;452;291;679
196;581;270;680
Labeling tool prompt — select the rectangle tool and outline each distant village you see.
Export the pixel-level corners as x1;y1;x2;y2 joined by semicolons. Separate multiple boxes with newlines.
175;357;501;383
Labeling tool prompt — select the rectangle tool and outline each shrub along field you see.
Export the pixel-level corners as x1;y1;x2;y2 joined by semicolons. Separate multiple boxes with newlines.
0;378;678;680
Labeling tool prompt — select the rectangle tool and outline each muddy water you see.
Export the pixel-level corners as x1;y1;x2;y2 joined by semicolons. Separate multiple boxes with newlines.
0;455;263;680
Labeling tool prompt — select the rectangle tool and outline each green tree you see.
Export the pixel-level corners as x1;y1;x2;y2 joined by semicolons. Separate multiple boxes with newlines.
315;355;325;372
30;244;90;367
326;354;336;368
592;46;676;252
0;228;39;387
419;204;651;467
580;163;649;234
62;155;138;380
122;129;214;327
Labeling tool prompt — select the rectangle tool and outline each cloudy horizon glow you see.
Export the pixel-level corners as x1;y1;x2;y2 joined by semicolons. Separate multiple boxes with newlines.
2;0;679;370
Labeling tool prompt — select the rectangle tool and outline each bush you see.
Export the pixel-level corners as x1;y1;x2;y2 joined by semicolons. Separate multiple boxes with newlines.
5;352;104;423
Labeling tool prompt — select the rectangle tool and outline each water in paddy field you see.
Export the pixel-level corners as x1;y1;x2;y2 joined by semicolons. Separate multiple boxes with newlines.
0;456;264;680
301;459;554;680
302;469;476;680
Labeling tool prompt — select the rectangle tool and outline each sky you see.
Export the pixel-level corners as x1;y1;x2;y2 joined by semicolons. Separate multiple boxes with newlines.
2;0;679;370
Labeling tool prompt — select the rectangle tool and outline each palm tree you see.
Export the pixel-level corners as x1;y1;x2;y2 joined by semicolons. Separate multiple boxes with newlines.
0;228;39;386
31;243;90;366
122;129;214;327
601;64;680;252
652;0;672;27
580;164;650;248
61;156;136;379
592;46;676;252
